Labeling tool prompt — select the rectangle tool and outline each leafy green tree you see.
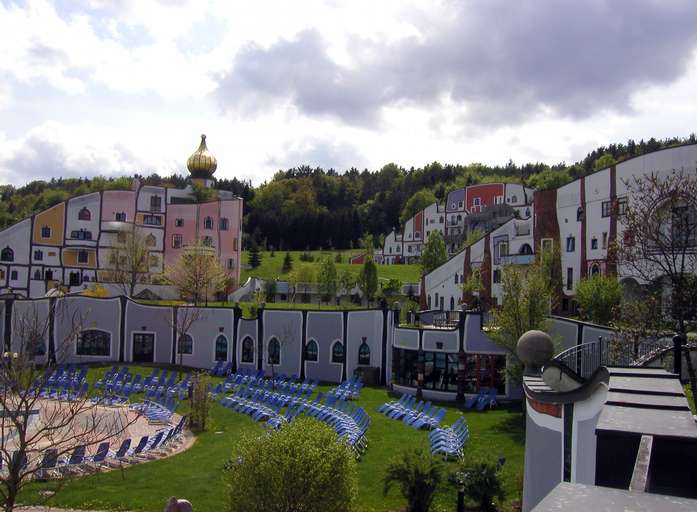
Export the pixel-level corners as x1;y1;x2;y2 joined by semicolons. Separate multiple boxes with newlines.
281;252;293;273
317;256;338;303
338;269;355;303
189;372;211;433
290;264;316;303
592;152;617;172
400;190;437;225
264;279;278;303
526;167;572;191
380;278;402;303
460;459;507;512
383;448;443;512
420;231;448;275
358;257;378;304
487;261;552;383
575;275;623;325
248;241;262;269
226;418;357;512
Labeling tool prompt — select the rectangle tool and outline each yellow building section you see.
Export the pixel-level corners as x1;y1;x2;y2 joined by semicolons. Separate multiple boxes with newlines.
135;212;164;227
62;248;97;268
32;202;65;245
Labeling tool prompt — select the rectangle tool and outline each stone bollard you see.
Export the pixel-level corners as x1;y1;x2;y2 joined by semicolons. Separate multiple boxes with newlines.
165;496;193;512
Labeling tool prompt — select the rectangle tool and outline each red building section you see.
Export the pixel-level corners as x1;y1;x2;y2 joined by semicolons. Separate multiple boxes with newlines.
413;211;423;237
464;183;504;213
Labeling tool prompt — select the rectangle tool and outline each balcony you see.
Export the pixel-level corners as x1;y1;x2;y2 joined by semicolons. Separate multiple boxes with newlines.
500;253;535;265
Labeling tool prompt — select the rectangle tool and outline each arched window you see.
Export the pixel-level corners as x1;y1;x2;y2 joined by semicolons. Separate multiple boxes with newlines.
428;295;432;308
305;339;318;362
454;273;459;284
78;207;91;221
576;207;585;222
204;216;213;230
519;243;533;255
590;263;601;277
358;338;370;365
241;336;254;363
145;234;156;247
1;247;14;262
450;297;455;311
331;341;344;364
178;333;193;355
219;218;229;230
77;329;110;356
215;334;228;361
268;337;280;365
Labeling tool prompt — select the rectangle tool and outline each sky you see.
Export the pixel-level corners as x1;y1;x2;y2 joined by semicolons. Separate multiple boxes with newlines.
1;0;696;187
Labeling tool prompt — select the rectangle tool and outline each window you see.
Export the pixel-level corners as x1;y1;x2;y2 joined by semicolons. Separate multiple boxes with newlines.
175;218;184;227
115;212;126;221
241;337;254;363
590;263;600;277
617;197;628;217
143;215;162;226
305;339;318;362
493;269;501;283
204;216;214;230
33;269;41;280
77;330;110;356
78;250;89;264
149;255;158;267
473;197;481;206
41;226;51;238
78;207;91;221
145;234;156;247
34;250;43;261
227;258;235;270
1;247;14;262
458;201;463;208
672;204;697;247
233;238;238;251
331;342;344;363
498;241;508;258
267;338;280;365
415;232;421;239
177;334;193;355
215;335;228;361
511;195;518;203
71;229;92;240
117;232;126;244
219;218;229;230
601;200;612;218
566;267;573;291
601;232;608;250
202;236;213;247
566;236;575;252
408;246;412;253
10;270;18;280
439;216;443;223
150;195;162;212
591;237;598;250
454;274;459;284
576;207;584;222
495;195;504;205
358;339;370;365
172;234;182;249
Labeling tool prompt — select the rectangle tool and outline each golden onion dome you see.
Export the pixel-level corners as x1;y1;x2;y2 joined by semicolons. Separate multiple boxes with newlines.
187;134;217;178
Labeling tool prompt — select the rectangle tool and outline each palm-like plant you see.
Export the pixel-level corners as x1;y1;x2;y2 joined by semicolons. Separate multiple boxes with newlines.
383;448;443;512
460;460;507;512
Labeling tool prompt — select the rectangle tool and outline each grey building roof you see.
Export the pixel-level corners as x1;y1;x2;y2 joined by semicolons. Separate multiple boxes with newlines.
445;189;465;212
532;482;697;512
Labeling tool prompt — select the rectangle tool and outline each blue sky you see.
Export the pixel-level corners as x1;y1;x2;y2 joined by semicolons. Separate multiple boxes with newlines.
1;0;696;187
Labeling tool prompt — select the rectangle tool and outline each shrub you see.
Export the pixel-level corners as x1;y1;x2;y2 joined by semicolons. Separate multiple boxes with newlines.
383;448;443;512
459;459;507;512
299;252;315;262
281;252;293;273
226;418;357;512
575;275;623;325
189;373;211;433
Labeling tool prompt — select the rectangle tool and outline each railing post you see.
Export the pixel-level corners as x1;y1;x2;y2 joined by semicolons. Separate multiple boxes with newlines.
673;334;683;377
597;337;603;372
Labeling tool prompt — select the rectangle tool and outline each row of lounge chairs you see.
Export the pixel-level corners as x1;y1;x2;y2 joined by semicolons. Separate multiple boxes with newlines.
210;361;233;376
327;376;363;400
430;417;469;458
465;387;498;411
30;416;188;479
38;381;89;401
46;365;87;387
130;395;179;423
378;394;446;429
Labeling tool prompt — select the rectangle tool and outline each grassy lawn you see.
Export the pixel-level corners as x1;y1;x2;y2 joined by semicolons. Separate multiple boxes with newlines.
240;250;423;285
20;365;524;512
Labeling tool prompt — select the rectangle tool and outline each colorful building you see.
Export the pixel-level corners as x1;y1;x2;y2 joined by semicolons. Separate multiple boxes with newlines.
0;135;243;299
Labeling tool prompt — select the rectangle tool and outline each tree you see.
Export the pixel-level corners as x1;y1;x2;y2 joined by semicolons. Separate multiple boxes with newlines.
281;252;293;274
0;300;136;511
172;305;203;375
615;168;697;398
358;257;378;305
380;278;402;303
400;190;437;225
611;295;664;361
383;448;443;512
460;459;507;512
420;231;448;275
104;224;151;297
289;264;315;303
317;256;338;303
226;418;357;512
264;279;277;303
189;372;211;433
487;260;552;383
338;269;355;304
248;240;262;269
592;153;617;172
575;275;623;325
164;240;228;304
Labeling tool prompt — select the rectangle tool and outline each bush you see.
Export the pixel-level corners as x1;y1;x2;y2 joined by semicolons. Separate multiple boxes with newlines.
459;459;506;512
575;275;623;325
226;418;357;512
299;252;315;262
383;448;443;512
189;373;211;433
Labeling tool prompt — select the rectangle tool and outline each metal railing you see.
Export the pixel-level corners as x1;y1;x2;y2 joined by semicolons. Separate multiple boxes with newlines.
553;336;674;379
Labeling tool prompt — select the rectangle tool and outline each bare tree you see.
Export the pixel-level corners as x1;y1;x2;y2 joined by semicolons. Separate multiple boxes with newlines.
104;224;151;297
0;299;137;511
267;324;296;391
171;305;204;377
615;168;697;397
164;240;228;305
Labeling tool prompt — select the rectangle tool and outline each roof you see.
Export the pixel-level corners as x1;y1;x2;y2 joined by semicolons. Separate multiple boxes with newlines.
532;482;697;512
